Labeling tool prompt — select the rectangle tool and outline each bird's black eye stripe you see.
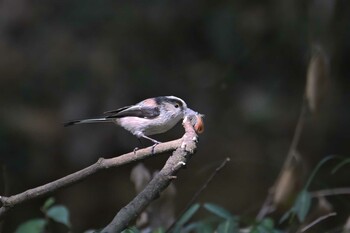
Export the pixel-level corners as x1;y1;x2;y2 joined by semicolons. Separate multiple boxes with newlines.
155;96;184;108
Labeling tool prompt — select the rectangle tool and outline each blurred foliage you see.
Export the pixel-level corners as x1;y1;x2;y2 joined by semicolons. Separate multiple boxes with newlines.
15;198;70;233
14;153;350;232
0;0;350;232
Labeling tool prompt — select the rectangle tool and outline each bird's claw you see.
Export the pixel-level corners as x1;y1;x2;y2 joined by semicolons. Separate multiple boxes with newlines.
151;141;160;154
133;147;139;154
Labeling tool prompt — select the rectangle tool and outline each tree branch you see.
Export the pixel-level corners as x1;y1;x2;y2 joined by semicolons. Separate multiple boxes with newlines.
101;116;199;233
0;138;183;220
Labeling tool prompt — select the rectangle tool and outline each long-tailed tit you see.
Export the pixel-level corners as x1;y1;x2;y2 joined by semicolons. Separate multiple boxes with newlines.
64;96;196;145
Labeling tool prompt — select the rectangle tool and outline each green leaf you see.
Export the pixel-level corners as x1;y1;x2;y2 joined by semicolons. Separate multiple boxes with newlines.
182;222;200;233
259;218;274;229
332;158;350;174
173;204;200;233
195;222;214;233
15;219;46;233
42;197;55;212
121;226;140;233
251;218;277;233
46;205;71;227
178;203;200;225
279;191;311;224
279;210;292;224
203;203;233;219
304;155;338;189
151;227;165;233
183;217;220;233
84;229;104;233
182;221;208;233
217;218;238;233
294;191;311;222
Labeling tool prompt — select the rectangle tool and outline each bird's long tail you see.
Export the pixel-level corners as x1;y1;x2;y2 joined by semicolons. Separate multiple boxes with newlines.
64;118;113;127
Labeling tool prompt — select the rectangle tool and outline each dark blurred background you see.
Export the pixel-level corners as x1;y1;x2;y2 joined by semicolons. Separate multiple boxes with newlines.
0;0;349;232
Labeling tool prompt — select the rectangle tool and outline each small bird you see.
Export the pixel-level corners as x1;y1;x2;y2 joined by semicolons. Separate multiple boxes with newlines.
64;96;188;145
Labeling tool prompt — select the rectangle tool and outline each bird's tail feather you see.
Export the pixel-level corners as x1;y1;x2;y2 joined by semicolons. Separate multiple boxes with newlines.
64;118;112;127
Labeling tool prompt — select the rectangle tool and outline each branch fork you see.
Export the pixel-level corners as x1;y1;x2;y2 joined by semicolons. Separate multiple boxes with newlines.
0;110;202;233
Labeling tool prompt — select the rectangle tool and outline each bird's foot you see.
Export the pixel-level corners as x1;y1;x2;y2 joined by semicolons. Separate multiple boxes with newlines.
151;141;160;154
133;147;139;154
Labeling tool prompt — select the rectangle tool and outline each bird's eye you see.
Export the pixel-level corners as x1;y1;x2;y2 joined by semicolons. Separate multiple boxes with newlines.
174;104;179;108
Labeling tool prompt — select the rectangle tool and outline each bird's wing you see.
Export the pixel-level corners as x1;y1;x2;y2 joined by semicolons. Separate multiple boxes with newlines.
104;105;160;119
103;106;133;115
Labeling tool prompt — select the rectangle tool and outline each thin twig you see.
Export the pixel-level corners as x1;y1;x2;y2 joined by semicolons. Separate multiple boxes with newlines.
310;188;350;198
300;212;337;232
285;97;308;165
183;157;231;211
256;98;308;220
0;138;183;220
166;157;231;233
101;116;199;232
166;157;230;233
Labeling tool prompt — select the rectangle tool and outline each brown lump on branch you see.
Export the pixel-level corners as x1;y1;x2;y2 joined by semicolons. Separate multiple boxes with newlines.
194;114;204;134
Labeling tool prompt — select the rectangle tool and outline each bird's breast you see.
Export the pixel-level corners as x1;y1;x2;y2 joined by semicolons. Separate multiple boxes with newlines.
115;113;182;136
